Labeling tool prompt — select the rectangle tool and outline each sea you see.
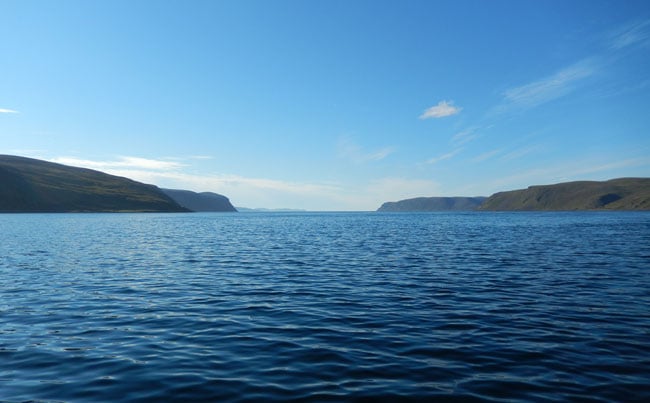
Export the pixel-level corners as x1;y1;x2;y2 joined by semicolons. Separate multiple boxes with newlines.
1;212;649;402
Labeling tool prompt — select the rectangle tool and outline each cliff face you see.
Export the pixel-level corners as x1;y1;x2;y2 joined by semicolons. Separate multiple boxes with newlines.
378;197;487;212
479;178;650;211
0;155;188;212
161;189;237;212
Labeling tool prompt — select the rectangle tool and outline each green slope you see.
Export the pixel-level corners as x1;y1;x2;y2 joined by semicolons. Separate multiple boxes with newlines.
0;155;188;212
479;178;650;211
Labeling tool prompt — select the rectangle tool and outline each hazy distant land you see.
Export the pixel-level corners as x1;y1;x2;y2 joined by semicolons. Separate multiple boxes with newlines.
236;207;307;213
2;155;649;213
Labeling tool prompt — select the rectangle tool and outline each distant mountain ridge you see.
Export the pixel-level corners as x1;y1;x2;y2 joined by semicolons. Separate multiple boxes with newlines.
161;188;237;212
4;155;649;213
378;197;487;212
0;155;187;212
377;178;650;212
479;178;650;211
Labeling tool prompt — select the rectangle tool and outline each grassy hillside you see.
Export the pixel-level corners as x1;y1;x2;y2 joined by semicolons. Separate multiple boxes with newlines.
0;155;188;212
378;197;487;212
479;178;650;211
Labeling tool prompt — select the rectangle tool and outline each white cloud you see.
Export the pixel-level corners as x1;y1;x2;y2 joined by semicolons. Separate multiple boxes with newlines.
426;148;462;164
50;156;184;171
337;137;394;163
419;100;462;119
115;156;184;170
0;108;19;114
502;60;596;109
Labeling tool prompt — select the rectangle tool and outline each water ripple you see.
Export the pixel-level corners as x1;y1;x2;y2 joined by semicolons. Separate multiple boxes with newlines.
1;212;649;401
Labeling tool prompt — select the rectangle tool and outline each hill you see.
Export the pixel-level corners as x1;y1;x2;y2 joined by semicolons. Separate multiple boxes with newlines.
0;155;188;212
479;178;650;211
161;188;237;212
377;197;487;212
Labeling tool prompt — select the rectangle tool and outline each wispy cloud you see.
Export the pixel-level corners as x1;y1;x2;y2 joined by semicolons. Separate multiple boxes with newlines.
0;108;19;114
500;145;542;161
501;60;596;109
472;149;502;163
609;19;650;49
451;127;480;146
481;156;650;193
570;157;650;176
46;155;356;210
110;168;363;209
337;137;394;163
365;177;441;203
317;177;444;211
426;148;463;164
490;19;648;115
419;100;461;119
163;172;340;195
50;156;185;171
3;149;46;156
46;154;448;211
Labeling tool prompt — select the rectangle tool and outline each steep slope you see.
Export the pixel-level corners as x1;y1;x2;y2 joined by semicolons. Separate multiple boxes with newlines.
479;178;650;211
378;197;487;212
161;188;237;212
0;155;188;212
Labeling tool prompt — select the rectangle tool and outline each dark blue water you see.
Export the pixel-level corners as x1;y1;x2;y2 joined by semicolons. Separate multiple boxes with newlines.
1;212;649;401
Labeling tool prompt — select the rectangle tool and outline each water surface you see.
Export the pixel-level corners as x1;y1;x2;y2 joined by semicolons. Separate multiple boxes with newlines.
1;212;649;401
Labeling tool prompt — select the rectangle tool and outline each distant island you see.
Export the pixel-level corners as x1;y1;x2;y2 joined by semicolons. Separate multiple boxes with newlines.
0;155;235;213
378;197;487;212
378;178;650;212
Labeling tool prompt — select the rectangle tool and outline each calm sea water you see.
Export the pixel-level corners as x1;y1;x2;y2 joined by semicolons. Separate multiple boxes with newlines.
1;212;649;401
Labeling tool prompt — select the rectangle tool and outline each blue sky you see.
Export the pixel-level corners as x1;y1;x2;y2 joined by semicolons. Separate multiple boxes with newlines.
1;0;649;210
